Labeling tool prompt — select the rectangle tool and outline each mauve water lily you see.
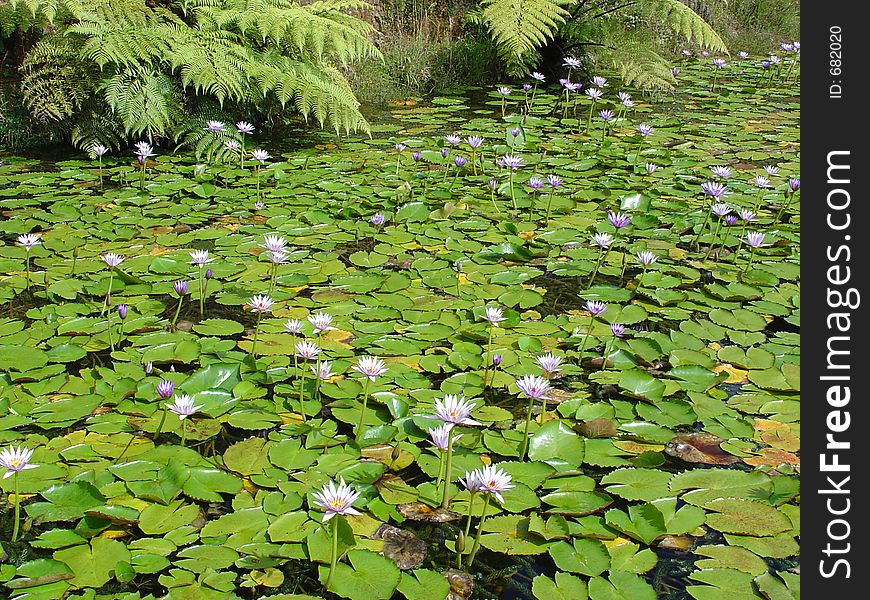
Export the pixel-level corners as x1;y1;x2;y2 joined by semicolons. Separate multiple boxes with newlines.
268;249;288;264
515;374;552;400
295;340;321;360
563;56;581;69
496;86;511;96
250;149;270;164
646;163;658;174
308;312;334;333
466;136;484;148
352;356;388;381
724;214;738;226
610;323;626;337
584;300;607;315
636;250;657;266
764;165;779;175
313;478;362;522
371;212;385;226
618;92;631;102
788;178;800;192
285;319;304;334
156;379;175;400
712;58;727;68
592;232;614;248
701;51;710;57
701;181;728;199
247;294;274;313
310;360;336;381
17;233;40;251
482;306;506;325
1;445;38;540
739;208;756;221
739;51;750;59
441;147;450;158
608;211;631;229
502;154;523;169
511;128;521;137
434;394;480;426
753;175;771;188
711;165;733;179
429;423;460;452
445;134;461;145
536;353;562;376
453;156;467;168
671;67;680;76
637;124;654;136
224;139;240;151
236;121;255;135
682;49;692;56
585;88;603;100
712;202;732;216
117;304;127;320
101;252;125;268
261;235;287;253
531;71;546;82
204;120;226;133
314;477;362;588
599;109;615;122
592;76;608;87
411;151;421;161
528;176;544;190
522;83;532;91
166;393;203;420
547;174;563;187
92;144;109;157
189;249;212;267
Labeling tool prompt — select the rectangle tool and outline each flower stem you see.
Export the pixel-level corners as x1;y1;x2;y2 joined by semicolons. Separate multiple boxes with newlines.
467;494;491;568
586;250;604;289
107;309;114;352
692;205;712;250
440;427;455;509
578;315;595;356
355;377;371;439
509;171;517;210
180;419;187;447
172;296;184;327
24;254;31;292
102;271;114;316
744;247;757;273
153;408;168;442
519;396;535;460
299;365;307;420
705;219;723;260
11;472;20;542
544;191;555;225
435;450;446;499
251;311;263;360
326;516;339;590
482;325;494;389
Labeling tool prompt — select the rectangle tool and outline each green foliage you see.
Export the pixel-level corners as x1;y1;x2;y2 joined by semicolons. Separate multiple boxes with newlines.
472;0;729;88
3;0;380;149
477;0;573;72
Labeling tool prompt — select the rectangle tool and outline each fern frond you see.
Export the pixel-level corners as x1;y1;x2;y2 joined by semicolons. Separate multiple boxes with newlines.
101;68;182;139
642;0;728;52
71;101;126;150
480;0;575;73
20;35;94;122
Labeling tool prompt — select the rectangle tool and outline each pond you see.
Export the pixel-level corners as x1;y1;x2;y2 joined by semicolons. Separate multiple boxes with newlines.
0;54;799;600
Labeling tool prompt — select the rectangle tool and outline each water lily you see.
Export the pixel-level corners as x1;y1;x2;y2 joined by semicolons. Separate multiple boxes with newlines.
17;233;41;290
313;478;362;588
352;356;388;438
536;353;562;377
308;312;334;334
516;374;552;458
465;465;514;567
246;294;274;360
1;445;38;542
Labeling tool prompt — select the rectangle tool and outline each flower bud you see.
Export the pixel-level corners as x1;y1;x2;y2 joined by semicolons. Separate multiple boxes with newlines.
117;304;128;320
205;268;214;280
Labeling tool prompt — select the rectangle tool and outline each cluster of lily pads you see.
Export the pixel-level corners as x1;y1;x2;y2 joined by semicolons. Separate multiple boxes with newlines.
0;45;799;600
